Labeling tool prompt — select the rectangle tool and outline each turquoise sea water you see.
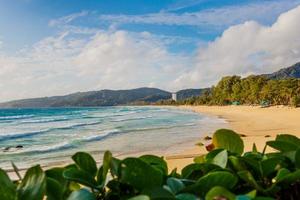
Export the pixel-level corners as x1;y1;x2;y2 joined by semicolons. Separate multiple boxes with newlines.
0;106;226;170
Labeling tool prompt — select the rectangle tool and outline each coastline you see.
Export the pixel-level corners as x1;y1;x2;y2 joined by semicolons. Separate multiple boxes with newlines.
5;105;300;179
165;105;300;171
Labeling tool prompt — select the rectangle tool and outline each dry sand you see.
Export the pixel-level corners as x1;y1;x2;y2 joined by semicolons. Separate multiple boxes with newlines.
165;105;300;171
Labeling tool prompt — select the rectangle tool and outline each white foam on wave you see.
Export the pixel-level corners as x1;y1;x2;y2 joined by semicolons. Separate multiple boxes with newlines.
83;129;120;141
0;115;34;120
3;141;74;155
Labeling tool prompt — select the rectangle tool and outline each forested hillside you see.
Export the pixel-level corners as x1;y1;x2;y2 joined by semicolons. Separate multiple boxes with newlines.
182;75;300;107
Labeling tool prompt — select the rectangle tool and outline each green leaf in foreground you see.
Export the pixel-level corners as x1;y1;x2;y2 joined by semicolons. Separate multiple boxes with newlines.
176;193;198;200
63;168;98;189
205;186;236;200
184;171;238;196
0;169;16;200
166;177;185;194
142;187;175;199
46;177;63;200
119;158;163;191
97;150;112;187
72;152;97;177
276;134;300;146
67;189;96;200
128;195;151;200
238;170;264;192
266;141;298;152
212;129;244;155
140;154;168;175
211;149;228;168
17;165;46;200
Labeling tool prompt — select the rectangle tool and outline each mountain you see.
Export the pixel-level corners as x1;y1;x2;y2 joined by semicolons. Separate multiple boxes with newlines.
265;62;300;79
176;88;210;100
0;88;172;108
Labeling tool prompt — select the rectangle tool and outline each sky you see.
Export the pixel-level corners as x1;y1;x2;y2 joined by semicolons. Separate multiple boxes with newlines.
1;0;300;102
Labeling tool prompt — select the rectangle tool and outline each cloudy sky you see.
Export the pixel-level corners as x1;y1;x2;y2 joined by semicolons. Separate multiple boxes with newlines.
1;0;300;102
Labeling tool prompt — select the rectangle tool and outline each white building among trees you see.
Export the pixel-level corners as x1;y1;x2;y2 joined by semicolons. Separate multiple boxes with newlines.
172;93;177;101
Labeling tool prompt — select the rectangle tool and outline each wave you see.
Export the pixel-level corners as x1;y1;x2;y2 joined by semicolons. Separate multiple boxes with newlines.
0;129;50;141
78;122;197;144
0;115;34;120
20;117;70;124
120;123;196;133
0;120;104;141
82;111;138;119
83;129;121;142
3;141;74;155
27;142;74;153
110;115;153;122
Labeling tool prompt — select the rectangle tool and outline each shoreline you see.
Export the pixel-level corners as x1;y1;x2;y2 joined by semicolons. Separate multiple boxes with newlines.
5;105;300;178
165;105;300;171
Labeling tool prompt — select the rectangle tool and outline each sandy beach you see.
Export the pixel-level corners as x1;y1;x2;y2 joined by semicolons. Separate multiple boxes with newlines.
166;105;300;171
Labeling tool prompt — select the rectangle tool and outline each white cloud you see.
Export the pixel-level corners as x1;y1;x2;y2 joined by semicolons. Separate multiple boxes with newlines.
99;0;300;28
1;4;300;102
174;5;300;88
74;31;190;91
49;11;89;27
0;30;189;101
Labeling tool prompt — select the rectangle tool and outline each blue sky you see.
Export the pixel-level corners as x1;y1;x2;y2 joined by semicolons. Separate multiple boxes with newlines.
1;0;298;53
1;0;300;101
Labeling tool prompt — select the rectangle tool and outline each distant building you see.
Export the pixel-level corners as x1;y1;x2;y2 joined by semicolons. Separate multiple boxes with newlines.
172;93;177;101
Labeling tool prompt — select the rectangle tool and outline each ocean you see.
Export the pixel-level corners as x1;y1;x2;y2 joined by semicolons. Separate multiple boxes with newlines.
0;106;226;170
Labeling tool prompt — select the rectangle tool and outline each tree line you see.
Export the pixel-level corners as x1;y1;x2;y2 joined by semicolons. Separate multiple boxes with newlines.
159;75;300;107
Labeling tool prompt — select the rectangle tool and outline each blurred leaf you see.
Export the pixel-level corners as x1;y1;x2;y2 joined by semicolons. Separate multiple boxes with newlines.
128;195;151;200
266;141;298;152
17;165;46;200
119;158;163;191
236;195;252;200
0;169;16;200
238;170;264;192
193;155;205;163
97;151;112;187
110;157;121;178
166;177;184;194
274;168;290;182
184;171;238;196
169;168;180;178
142;187;175;199
212;129;244;155
46;167;72;198
253;197;275;200
205;186;236;200
140;155;168;175
276;134;300;146
181;163;220;180
252;143;258;153
175;193;197;200
206;149;225;161
276;169;300;184
67;189;96;200
229;156;246;171
211;149;228;168
63;168;98;189
72;152;97;177
46;177;63;200
69;182;81;191
261;157;283;177
295;148;300;168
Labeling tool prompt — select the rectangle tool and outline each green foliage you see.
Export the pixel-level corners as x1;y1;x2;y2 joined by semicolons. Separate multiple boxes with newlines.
181;75;300;107
1;129;300;199
213;129;244;155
